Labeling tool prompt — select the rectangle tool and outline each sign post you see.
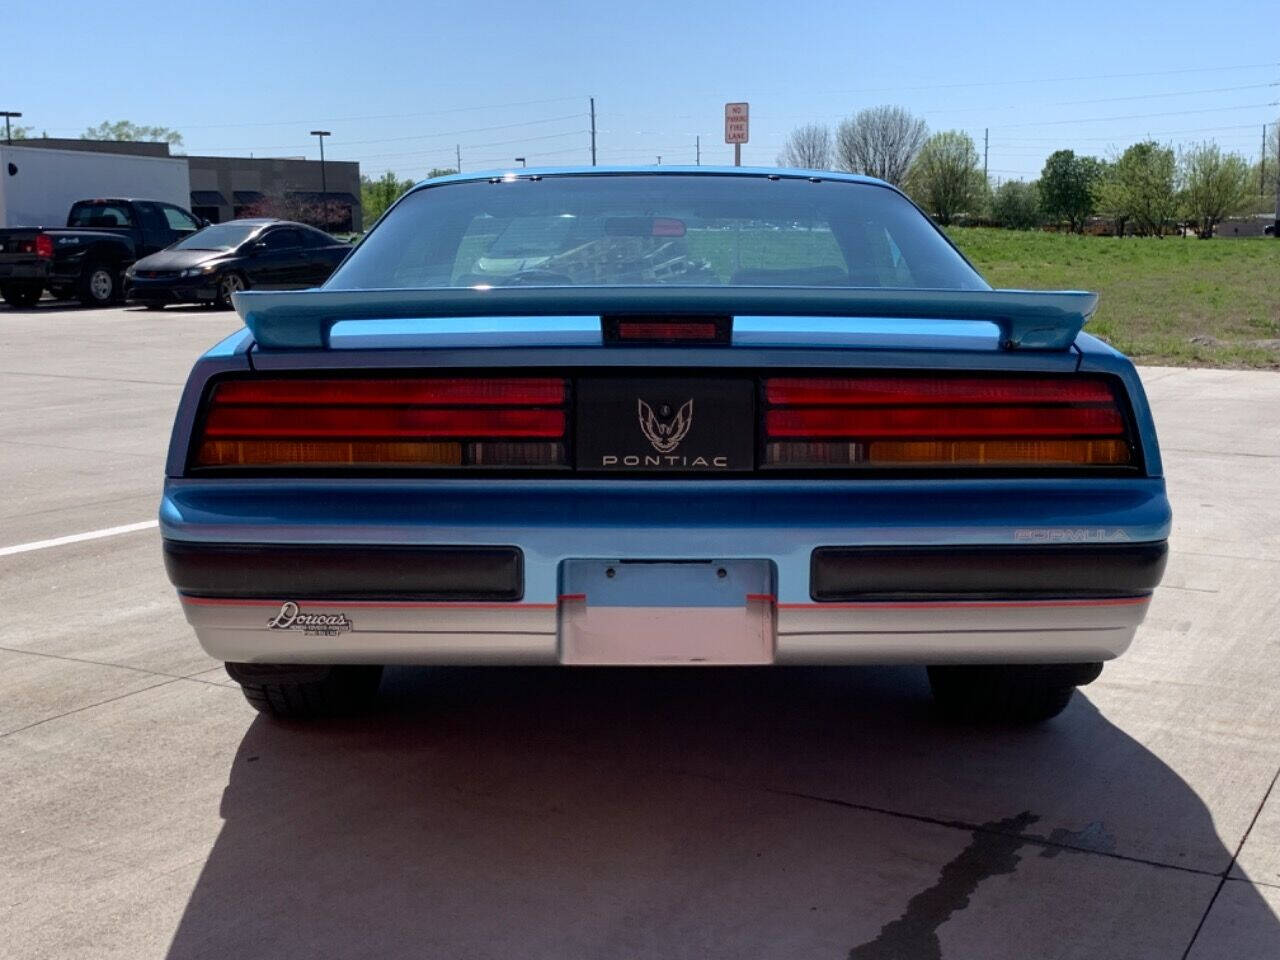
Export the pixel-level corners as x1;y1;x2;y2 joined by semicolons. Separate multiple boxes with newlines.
724;102;748;166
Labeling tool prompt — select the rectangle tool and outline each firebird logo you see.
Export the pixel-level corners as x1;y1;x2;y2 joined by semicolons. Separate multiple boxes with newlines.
637;398;694;453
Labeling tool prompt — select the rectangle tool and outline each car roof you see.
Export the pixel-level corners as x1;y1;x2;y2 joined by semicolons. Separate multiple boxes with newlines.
409;165;893;192
73;198;186;205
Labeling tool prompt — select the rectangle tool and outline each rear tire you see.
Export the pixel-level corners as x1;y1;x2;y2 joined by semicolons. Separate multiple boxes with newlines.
225;662;383;719
927;662;1102;724
78;262;119;306
1;282;42;308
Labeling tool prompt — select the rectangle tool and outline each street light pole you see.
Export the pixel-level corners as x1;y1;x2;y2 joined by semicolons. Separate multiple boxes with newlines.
309;130;330;230
514;157;526;167
1;111;22;145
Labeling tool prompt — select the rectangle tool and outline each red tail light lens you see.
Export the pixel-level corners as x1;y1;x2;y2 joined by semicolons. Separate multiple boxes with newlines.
18;234;55;258
762;374;1133;469
194;376;567;470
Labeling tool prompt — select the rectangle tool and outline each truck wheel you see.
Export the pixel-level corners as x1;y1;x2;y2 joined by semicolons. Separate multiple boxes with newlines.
927;662;1103;724
214;272;247;309
78;262;118;306
224;662;383;719
1;283;42;308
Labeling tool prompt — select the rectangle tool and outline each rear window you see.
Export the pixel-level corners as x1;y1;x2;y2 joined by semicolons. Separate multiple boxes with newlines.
68;202;135;229
327;174;986;291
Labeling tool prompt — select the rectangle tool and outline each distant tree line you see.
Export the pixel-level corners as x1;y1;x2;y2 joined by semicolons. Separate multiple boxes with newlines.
360;168;456;224
780;107;1275;238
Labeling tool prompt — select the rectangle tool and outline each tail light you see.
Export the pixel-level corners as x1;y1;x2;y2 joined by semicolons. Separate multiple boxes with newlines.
193;376;567;470
762;375;1133;469
18;234;54;258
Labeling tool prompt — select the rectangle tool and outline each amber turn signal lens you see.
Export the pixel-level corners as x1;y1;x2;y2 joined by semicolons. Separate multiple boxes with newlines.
866;439;1131;466
196;440;463;467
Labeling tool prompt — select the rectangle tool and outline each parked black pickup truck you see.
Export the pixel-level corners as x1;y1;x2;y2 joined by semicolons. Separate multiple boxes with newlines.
0;198;204;307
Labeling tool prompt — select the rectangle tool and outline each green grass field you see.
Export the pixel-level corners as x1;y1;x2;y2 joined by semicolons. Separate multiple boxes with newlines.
948;228;1280;368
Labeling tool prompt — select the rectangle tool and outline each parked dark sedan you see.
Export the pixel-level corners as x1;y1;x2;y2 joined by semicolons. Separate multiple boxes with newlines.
124;219;349;309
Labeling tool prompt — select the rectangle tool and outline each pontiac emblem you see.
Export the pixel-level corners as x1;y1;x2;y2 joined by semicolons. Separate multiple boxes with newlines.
637;398;693;453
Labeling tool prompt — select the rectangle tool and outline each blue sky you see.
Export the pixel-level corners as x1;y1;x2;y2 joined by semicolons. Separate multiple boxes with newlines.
9;0;1278;181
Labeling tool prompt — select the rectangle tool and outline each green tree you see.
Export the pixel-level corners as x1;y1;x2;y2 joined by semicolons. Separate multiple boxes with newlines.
4;124;33;140
1039;150;1104;232
1181;143;1252;239
360;171;416;223
82;120;183;147
1092;142;1176;237
989;180;1042;229
905;131;983;226
426;167;459;179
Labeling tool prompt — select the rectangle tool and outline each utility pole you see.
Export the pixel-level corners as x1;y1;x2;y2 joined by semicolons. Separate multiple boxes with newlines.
983;128;989;183
1274;123;1280;238
1;110;21;145
589;97;597;166
656;155;662;165
456;143;461;173
696;135;700;166
1262;124;1267;197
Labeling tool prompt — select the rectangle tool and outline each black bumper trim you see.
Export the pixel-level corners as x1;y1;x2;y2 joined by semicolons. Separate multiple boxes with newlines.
163;541;523;601
810;542;1168;601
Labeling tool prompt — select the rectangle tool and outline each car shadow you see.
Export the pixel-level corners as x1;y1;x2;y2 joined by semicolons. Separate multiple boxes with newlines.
163;666;1279;959
0;297;86;313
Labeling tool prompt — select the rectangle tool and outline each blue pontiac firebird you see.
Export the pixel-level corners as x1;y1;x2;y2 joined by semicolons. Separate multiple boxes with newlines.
160;167;1170;723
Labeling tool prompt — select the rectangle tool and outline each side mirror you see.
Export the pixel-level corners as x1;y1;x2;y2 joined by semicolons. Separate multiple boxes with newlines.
197;217;210;228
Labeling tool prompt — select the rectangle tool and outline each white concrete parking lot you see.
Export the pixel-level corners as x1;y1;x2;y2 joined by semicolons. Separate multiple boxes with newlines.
1;302;1278;959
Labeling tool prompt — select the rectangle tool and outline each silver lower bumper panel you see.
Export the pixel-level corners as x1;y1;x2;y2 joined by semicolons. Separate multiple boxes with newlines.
180;595;1150;666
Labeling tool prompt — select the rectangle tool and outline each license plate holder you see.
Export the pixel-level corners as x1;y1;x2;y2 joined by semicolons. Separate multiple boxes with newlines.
558;559;775;665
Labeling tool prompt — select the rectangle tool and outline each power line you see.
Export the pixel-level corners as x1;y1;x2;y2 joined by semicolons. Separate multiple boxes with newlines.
192;113;586;154
54;95;591;133
991;122;1268;142
992;101;1278;129
1053;82;1276;107
814;61;1278;97
354;129;589;163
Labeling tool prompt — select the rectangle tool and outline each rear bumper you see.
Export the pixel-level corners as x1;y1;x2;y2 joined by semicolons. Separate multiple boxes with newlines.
0;259;49;282
164;531;1166;666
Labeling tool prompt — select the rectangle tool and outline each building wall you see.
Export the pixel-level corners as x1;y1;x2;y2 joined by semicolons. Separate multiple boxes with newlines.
14;139;361;232
18;138;172;158
186;155;362;232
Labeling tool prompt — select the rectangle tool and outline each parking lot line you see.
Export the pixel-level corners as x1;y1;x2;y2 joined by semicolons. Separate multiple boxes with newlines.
0;519;158;558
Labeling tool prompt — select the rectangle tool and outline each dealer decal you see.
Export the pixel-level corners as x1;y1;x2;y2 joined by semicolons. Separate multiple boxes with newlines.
266;601;353;636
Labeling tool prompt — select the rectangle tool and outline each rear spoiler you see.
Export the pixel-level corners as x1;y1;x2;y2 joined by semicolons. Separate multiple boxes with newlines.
233;286;1098;352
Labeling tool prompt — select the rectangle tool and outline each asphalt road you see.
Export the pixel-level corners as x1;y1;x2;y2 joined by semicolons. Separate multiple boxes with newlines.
2;301;1278;960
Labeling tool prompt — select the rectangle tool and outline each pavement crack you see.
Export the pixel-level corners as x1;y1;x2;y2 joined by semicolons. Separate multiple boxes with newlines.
762;784;1221;879
1179;762;1280;960
0;645;232;690
0;369;185;387
0;677;181;739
